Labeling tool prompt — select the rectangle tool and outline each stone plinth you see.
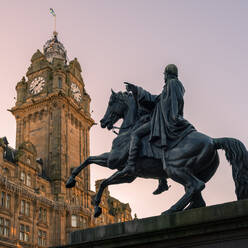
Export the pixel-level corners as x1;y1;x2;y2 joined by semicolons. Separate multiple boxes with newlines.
55;199;248;248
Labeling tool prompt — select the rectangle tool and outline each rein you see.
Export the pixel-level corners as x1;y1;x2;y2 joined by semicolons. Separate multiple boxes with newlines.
112;124;133;135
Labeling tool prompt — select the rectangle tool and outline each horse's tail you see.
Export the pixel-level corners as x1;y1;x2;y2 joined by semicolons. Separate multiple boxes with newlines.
213;137;248;200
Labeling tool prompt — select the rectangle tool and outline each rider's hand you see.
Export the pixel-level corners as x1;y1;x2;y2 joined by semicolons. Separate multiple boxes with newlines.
124;82;137;95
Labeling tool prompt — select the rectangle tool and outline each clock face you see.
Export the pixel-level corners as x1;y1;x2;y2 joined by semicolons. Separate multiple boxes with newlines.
30;77;46;94
71;83;82;102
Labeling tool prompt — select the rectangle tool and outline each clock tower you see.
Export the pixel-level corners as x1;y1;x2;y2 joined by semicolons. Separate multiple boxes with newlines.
11;32;94;200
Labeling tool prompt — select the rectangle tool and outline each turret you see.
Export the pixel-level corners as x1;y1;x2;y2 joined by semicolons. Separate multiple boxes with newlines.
15;77;27;106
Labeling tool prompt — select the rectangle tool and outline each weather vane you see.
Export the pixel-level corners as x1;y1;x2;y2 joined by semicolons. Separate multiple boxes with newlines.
49;8;57;36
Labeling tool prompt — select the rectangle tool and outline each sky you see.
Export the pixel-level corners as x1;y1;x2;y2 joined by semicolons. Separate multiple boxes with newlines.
0;0;248;218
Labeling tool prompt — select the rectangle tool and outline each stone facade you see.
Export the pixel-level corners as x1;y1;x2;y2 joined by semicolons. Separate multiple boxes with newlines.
0;33;132;247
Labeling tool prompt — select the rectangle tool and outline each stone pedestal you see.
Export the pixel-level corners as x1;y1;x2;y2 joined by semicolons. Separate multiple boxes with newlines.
55;199;248;248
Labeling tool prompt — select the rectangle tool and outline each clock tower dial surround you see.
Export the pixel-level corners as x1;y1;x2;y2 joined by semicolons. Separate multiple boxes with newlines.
29;76;46;94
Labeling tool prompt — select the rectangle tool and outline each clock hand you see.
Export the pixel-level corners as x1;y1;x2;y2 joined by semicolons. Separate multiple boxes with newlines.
32;81;40;90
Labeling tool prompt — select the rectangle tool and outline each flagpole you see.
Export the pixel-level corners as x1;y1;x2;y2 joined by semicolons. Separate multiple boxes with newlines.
54;15;56;33
50;8;57;36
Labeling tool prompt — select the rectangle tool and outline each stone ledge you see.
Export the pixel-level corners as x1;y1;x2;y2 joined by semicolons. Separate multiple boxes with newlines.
55;199;248;248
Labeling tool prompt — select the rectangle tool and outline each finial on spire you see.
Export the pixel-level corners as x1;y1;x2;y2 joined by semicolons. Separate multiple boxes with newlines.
53;31;58;39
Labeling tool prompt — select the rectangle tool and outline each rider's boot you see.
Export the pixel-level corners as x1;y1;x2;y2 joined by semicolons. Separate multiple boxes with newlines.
153;178;170;195
122;136;139;174
66;175;76;188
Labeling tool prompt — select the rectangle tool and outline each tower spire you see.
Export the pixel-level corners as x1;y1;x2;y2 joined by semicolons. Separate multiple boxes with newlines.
44;8;67;63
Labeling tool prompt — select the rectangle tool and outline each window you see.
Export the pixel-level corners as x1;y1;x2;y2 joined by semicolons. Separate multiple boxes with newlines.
38;207;47;223
25;202;30;216
75;195;79;205
6;194;10;209
39;208;42;219
43;209;47;222
3;167;9;176
79;216;87;228
21;200;25;214
0;217;10;237
71;196;75;205
1;192;5;207
81;192;83;206
38;229;47;246
0;192;11;209
20;200;30;217
58;77;62;89
26;174;31;187
71;215;77;227
41;185;46;193
20;172;32;186
19;224;30;242
20;172;25;182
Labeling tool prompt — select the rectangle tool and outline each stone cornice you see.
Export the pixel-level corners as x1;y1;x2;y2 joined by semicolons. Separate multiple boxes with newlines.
10;93;94;127
0;175;93;213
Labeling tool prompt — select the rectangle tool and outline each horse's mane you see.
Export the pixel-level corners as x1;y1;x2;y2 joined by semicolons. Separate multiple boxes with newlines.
112;91;138;131
115;91;133;103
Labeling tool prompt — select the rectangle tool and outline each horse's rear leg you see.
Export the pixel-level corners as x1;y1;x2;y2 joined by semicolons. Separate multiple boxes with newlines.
162;166;205;215
185;192;206;210
66;153;109;188
94;171;136;217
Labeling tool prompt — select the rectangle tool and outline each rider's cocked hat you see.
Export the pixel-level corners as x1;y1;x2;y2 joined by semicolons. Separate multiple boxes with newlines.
164;64;178;77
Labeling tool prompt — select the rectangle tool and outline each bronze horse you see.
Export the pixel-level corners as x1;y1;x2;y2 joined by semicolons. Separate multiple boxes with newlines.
66;90;248;217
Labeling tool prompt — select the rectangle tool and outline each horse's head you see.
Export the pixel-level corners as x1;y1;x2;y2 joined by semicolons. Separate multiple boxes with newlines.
100;89;128;130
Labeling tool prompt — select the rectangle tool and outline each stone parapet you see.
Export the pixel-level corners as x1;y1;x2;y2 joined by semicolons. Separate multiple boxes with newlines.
56;199;248;248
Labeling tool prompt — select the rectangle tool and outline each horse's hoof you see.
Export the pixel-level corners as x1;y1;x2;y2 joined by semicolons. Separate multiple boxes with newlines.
161;209;176;215
66;177;76;188
94;206;102;218
153;184;170;195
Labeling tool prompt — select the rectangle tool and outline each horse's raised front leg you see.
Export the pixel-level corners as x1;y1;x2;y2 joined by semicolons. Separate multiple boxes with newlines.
66;153;109;188
94;171;136;217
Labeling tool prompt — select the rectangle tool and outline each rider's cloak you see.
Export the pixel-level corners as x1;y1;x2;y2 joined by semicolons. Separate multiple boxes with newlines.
137;78;195;150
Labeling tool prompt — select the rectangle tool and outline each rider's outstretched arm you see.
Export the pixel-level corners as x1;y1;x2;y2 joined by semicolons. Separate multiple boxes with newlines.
124;82;157;110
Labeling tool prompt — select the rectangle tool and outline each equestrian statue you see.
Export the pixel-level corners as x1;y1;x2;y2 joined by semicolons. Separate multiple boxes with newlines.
66;64;248;218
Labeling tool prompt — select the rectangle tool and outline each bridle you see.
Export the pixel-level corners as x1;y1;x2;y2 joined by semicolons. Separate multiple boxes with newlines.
112;124;133;135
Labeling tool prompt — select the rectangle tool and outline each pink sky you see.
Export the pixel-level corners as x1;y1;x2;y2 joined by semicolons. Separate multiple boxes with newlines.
0;0;248;218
